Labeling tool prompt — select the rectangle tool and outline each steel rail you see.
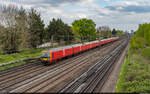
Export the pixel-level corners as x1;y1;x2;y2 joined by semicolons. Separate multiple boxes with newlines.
60;39;128;93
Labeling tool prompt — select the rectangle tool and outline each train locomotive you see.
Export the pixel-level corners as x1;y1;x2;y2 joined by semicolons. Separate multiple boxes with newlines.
41;37;119;65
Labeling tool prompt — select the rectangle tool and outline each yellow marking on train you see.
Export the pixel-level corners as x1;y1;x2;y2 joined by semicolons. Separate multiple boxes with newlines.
43;58;48;61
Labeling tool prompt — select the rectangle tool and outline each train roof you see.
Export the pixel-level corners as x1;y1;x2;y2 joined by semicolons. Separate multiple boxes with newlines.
44;43;83;52
43;41;99;52
89;40;99;43
72;43;82;47
101;37;113;41
42;37;119;52
49;45;73;51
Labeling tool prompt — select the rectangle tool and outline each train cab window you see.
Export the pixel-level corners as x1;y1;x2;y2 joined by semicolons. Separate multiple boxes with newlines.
42;53;50;58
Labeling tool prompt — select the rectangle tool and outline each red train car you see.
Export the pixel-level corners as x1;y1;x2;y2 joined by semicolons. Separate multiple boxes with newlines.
72;44;82;54
41;37;119;65
63;46;73;57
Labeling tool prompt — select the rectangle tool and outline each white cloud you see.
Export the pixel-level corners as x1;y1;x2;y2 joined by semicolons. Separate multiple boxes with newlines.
0;0;150;31
104;0;111;2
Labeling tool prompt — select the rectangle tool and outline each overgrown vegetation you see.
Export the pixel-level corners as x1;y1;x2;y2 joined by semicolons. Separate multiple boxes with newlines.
0;61;26;71
141;47;150;59
0;48;44;64
116;23;150;93
130;23;150;51
116;53;150;92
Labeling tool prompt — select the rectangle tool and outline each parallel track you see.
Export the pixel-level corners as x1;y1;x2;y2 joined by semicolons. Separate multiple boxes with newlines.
60;39;128;93
0;40;124;93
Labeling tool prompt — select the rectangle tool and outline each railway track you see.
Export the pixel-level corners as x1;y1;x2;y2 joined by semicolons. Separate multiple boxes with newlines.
0;39;124;93
0;41;114;76
60;39;128;93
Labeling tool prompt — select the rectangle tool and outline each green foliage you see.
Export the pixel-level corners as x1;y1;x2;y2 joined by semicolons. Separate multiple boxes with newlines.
96;26;112;39
0;6;45;53
130;37;145;50
0;61;27;71
131;23;150;50
130;23;150;54
0;6;24;54
116;30;123;35
112;28;117;35
0;48;43;64
101;30;112;38
72;18;97;42
28;8;45;48
64;24;74;44
116;23;150;93
111;29;124;37
46;18;74;43
15;7;30;49
0;29;21;54
141;47;150;59
116;54;150;93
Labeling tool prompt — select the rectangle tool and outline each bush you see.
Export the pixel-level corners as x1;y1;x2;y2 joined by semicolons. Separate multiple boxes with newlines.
0;48;43;64
122;80;150;93
135;23;150;46
130;37;145;53
116;54;150;93
116;23;150;93
141;47;150;59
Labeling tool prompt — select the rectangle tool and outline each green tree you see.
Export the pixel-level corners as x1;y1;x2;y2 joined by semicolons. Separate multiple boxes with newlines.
42;27;49;43
28;8;45;48
0;24;5;47
0;6;45;53
64;24;74;44
15;7;30;49
133;23;150;46
72;18;97;42
116;30;123;35
130;23;150;52
112;28;117;36
0;5;21;54
47;18;73;43
96;26;112;39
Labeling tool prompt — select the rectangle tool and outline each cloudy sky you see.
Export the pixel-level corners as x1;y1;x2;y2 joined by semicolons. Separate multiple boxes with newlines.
0;0;150;31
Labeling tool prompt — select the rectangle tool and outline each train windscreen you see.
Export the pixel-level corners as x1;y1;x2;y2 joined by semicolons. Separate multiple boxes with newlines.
42;53;50;58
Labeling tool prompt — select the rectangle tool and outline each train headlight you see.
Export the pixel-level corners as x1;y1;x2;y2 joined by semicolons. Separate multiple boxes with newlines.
42;58;48;61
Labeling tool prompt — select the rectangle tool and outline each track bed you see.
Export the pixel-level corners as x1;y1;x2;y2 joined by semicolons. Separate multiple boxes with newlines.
0;40;124;93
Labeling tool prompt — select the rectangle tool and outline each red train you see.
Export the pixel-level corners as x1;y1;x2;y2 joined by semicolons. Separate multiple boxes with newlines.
41;37;119;65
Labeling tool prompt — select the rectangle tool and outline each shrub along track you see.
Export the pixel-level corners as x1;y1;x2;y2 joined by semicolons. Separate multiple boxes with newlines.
0;40;123;93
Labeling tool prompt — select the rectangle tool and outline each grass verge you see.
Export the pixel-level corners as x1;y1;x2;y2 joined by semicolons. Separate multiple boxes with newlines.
116;51;150;93
0;48;45;64
0;61;27;71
